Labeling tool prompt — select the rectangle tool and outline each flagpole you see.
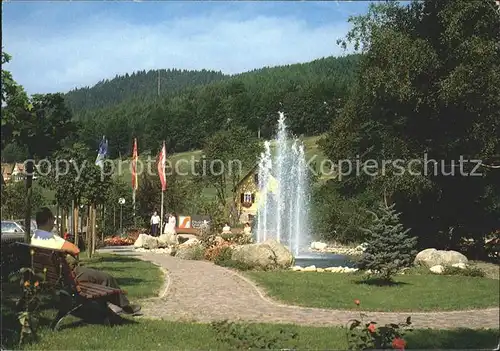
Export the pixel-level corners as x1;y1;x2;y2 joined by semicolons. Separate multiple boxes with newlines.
159;140;166;234
132;190;136;226
160;191;164;235
132;137;138;227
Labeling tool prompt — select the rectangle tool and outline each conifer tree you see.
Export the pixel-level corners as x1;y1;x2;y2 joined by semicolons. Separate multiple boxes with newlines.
358;203;417;282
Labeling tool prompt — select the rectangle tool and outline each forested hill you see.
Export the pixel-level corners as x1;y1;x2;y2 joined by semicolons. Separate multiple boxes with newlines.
65;68;228;114
75;54;361;158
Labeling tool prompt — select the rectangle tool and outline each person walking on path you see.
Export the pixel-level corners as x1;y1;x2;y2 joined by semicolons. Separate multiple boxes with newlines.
150;211;160;236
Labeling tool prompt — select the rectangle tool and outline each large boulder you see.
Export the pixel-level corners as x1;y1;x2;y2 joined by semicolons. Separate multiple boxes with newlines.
261;239;294;268
231;244;276;269
414;248;468;267
142;235;159;249
158;233;178;246
311;241;327;250
429;264;445;274
134;234;159;249
179;238;200;248
231;239;294;269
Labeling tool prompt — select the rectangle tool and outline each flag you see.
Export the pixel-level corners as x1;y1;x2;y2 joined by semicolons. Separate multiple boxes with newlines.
157;141;167;191
95;136;108;169
132;138;138;195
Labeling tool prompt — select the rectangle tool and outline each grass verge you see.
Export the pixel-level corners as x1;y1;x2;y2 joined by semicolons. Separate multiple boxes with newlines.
245;271;500;311
22;321;499;350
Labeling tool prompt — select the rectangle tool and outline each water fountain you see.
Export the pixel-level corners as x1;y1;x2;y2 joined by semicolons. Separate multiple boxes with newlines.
255;112;310;257
255;112;351;268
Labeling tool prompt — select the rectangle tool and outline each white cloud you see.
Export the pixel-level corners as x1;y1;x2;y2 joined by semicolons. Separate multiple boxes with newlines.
3;10;353;94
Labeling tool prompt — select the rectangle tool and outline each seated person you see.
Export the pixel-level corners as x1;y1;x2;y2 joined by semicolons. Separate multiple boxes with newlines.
31;207;141;315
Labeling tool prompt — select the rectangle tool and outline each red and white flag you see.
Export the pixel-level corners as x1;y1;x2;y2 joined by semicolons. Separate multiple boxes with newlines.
157;141;167;191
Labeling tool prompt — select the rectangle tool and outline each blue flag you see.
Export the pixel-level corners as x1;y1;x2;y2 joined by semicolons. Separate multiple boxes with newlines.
95;136;108;169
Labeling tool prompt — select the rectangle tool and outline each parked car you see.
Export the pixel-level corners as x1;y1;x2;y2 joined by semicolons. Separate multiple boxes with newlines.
1;220;27;243
13;219;37;234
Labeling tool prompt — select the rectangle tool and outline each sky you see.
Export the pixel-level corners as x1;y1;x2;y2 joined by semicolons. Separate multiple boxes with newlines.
3;1;372;95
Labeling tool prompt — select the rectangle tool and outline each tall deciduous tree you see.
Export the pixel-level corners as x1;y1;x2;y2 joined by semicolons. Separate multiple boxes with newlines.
319;0;500;250
2;52;76;242
196;126;262;224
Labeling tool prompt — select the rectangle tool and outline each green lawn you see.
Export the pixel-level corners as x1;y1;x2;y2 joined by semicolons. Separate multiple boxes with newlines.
23;322;499;350
245;271;500;312
79;254;164;299
3;254;498;350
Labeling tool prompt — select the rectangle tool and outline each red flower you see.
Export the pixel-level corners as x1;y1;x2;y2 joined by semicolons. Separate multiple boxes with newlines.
392;337;406;350
354;299;360;306
63;233;70;240
367;323;376;333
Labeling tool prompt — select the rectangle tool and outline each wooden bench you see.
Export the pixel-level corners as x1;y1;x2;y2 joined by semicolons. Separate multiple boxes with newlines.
15;243;125;331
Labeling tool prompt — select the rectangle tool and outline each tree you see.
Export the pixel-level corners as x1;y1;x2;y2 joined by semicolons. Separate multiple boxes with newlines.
136;166;202;229
320;0;500;250
196;126;262;224
1;181;46;220
101;178;135;235
39;142;113;254
358;203;417;282
2;52;76;242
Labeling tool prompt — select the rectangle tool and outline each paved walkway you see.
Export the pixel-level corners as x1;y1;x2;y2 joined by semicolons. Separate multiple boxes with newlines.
133;252;499;329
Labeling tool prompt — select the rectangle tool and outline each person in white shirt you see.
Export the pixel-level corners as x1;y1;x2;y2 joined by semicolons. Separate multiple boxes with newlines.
150;211;160;237
31;207;140;315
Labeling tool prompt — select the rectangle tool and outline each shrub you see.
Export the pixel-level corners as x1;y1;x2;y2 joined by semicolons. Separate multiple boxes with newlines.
204;241;232;261
358;203;417;282
216;259;254;271
211;320;298;349
204;243;254;270
442;266;485;277
8;249;49;347
346;299;412;350
189;244;206;261
212;246;233;265
220;232;252;245
199;229;220;250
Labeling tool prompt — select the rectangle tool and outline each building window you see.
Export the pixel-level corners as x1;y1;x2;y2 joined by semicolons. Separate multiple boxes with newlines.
244;192;253;203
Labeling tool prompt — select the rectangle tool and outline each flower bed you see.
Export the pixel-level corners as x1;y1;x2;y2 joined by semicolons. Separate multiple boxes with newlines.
103;236;135;246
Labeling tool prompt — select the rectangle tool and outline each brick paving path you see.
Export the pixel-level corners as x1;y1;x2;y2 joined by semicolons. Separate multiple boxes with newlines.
134;253;499;329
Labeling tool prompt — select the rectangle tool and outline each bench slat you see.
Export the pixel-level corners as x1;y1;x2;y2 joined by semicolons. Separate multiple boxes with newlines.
79;282;121;298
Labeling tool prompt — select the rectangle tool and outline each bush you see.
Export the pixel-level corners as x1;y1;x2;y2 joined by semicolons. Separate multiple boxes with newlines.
190;244;206;261
1;241;30;282
212;246;233;265
346;299;412;350
442;266;485;277
204;241;232;261
220;232;252;245
199;229;219;250
204;243;254;270
312;182;377;244
216;258;254;271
